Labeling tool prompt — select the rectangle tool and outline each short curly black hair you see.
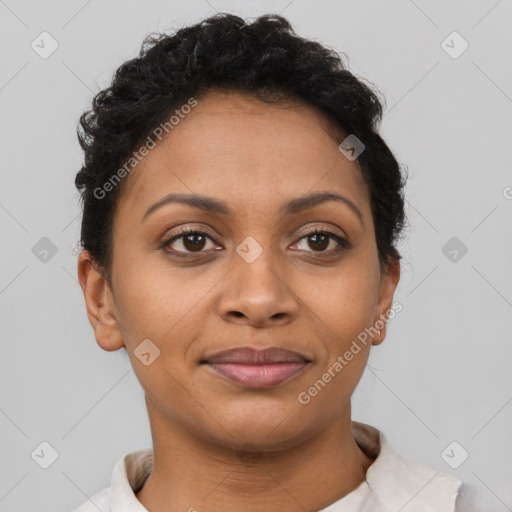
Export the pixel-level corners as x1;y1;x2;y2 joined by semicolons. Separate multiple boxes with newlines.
75;12;408;287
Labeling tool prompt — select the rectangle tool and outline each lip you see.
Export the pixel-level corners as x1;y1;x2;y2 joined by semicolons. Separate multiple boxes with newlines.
201;346;311;389
204;346;310;365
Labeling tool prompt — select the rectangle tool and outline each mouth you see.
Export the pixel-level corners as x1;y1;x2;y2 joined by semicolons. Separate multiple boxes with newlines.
200;346;312;389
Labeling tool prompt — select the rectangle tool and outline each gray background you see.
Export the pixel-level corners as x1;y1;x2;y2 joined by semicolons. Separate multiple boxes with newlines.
0;0;511;510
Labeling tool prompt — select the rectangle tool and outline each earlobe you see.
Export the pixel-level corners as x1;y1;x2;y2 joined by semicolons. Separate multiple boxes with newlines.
77;250;125;352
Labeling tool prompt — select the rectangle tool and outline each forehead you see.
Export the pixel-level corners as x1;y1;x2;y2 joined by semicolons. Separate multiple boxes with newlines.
115;90;371;222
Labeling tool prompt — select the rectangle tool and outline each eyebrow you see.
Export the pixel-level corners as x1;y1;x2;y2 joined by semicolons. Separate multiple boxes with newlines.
141;191;364;227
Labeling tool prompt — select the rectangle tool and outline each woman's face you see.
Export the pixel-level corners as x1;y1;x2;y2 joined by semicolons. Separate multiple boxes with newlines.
79;90;399;451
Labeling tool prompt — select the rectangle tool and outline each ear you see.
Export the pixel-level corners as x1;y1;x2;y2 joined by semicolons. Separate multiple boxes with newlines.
77;250;125;351
372;257;401;346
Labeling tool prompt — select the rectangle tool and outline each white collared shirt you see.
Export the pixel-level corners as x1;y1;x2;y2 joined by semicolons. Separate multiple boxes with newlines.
71;421;469;511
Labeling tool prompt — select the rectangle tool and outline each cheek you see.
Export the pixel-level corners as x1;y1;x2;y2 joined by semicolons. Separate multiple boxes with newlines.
297;282;375;414
303;268;378;341
113;267;204;411
112;262;217;383
113;257;199;340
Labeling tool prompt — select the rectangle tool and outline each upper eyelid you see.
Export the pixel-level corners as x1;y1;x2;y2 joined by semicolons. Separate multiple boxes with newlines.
165;224;345;240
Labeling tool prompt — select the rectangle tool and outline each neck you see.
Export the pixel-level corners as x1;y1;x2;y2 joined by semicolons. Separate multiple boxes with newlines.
136;400;375;512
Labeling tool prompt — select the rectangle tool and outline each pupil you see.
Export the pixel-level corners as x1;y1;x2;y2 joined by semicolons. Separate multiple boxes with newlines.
184;234;205;251
309;233;328;251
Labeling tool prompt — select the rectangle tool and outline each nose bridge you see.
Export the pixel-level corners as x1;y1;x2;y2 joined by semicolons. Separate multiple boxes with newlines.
235;232;284;295
219;231;298;324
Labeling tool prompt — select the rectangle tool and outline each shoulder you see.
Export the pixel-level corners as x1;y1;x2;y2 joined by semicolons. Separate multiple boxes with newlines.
69;487;110;512
455;480;506;512
353;422;463;511
67;447;153;512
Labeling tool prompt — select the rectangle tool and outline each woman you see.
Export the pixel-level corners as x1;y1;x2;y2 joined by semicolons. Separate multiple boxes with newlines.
72;12;471;511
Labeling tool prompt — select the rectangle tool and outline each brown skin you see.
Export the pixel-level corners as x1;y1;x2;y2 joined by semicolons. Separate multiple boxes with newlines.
77;90;400;512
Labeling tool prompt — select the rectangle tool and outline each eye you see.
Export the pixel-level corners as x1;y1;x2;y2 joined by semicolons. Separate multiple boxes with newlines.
159;226;351;259
292;228;350;257
160;227;220;258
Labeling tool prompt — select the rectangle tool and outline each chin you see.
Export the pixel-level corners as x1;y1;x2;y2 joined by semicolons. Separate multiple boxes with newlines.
199;410;316;452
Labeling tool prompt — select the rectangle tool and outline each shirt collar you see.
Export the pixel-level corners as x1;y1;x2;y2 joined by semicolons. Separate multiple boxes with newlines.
109;421;462;512
110;448;152;511
350;421;462;511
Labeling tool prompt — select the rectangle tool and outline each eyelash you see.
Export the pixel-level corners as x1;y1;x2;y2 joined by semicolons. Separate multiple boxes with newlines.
159;226;351;259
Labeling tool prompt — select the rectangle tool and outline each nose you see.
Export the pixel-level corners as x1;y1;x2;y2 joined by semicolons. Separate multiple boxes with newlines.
218;250;299;328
